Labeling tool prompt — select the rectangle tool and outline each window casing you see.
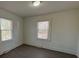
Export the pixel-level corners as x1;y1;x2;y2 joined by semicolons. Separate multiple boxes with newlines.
0;18;12;41
37;20;50;40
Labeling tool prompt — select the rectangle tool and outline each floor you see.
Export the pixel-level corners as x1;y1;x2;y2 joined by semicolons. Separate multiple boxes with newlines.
0;44;77;58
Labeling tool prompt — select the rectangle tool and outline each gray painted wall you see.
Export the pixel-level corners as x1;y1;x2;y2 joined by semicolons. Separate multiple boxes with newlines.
24;9;79;55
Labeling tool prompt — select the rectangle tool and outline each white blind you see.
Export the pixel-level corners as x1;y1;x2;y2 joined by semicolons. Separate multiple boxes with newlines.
37;21;49;39
0;18;12;41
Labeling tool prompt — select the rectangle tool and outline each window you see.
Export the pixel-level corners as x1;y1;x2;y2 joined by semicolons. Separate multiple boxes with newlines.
37;21;49;40
0;18;12;41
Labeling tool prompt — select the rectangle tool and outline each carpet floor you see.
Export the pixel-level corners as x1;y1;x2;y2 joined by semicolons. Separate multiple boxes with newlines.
0;44;77;58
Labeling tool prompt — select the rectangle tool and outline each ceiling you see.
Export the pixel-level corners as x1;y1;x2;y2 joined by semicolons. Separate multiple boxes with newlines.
0;1;79;17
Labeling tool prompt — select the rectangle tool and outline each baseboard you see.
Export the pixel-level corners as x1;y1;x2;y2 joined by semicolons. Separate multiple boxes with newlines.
75;54;78;58
24;43;77;57
0;43;77;57
0;43;23;55
0;51;4;56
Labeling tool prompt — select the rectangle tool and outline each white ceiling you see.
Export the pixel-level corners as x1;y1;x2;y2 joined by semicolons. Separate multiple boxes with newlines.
0;1;79;17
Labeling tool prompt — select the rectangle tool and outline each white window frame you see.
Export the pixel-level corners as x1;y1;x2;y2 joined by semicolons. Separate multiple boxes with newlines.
0;18;13;41
37;19;52;40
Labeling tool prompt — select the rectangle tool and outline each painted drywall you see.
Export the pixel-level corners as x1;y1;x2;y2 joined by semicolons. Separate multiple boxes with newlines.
76;11;79;57
0;9;23;54
77;37;79;57
24;9;79;55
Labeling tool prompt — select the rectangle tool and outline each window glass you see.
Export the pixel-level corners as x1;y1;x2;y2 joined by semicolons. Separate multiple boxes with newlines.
0;18;12;41
37;21;49;39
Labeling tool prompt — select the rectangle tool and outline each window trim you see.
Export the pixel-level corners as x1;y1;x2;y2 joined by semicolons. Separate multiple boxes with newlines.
36;19;52;41
0;18;13;41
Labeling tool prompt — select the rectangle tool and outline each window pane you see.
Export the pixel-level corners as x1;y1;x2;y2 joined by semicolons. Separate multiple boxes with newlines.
1;18;12;30
1;31;12;41
37;21;49;39
0;18;12;41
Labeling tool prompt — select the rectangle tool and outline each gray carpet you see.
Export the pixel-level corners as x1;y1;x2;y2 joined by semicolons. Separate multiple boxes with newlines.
0;44;77;58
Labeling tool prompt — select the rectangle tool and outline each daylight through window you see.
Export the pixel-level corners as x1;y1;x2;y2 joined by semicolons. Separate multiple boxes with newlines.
37;21;49;40
0;18;12;41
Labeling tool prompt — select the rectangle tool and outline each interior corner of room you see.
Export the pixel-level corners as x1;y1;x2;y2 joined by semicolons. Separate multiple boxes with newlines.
0;1;79;58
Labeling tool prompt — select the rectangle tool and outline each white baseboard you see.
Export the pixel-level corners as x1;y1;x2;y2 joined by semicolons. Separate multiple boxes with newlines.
24;43;77;56
0;43;77;57
0;51;4;56
0;43;23;55
76;53;79;58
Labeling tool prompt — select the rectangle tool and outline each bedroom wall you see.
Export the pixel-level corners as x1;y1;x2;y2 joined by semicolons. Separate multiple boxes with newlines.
0;9;23;55
76;10;79;57
77;35;79;57
24;9;79;55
